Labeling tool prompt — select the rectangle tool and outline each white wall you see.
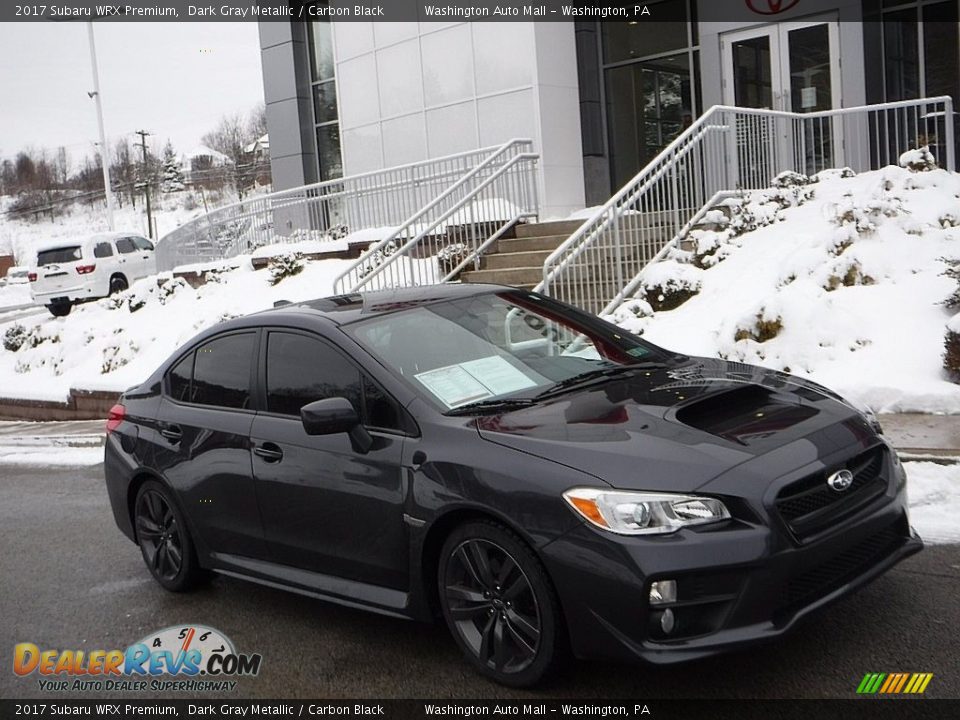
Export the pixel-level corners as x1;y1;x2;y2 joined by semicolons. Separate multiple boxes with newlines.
331;21;586;219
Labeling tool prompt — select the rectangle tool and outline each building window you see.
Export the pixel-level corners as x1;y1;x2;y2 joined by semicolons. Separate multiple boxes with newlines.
600;0;701;189
874;0;959;103
307;13;343;182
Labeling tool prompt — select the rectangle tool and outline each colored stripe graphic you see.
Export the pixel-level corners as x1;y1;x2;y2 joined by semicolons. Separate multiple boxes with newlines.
858;672;933;694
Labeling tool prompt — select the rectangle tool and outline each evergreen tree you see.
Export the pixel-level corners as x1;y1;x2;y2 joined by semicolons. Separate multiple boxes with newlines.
159;140;185;193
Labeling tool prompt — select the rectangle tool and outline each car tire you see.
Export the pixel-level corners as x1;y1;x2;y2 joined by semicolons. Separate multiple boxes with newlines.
438;520;563;687
134;480;208;592
46;302;71;317
109;275;128;295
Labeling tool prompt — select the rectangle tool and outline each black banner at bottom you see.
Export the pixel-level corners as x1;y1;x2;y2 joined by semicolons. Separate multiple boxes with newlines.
1;700;958;720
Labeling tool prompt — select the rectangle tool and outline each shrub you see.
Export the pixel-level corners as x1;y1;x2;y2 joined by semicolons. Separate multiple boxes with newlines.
945;326;960;381
899;146;938;172
639;261;703;311
734;314;783;343
268;252;305;286
823;259;875;291
437;242;469;280
358;241;398;279
2;324;28;352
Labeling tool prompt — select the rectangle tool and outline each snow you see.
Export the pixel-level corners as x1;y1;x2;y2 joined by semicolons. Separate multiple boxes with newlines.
0;255;351;400
608;166;960;414
0;283;33;310
904;461;960;544
0;435;103;467
182;145;233;165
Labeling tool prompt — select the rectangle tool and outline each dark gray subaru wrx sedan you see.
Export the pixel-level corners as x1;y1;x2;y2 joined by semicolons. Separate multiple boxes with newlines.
104;284;921;686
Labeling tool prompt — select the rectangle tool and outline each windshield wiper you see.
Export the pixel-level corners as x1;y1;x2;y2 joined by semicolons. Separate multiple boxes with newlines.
445;398;539;416
533;361;670;400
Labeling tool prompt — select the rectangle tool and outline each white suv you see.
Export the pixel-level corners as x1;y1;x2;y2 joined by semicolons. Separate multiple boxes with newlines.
29;232;156;316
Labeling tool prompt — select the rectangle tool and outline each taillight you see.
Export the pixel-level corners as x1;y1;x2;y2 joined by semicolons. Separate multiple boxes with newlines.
106;404;126;434
76;264;96;275
27;272;37;282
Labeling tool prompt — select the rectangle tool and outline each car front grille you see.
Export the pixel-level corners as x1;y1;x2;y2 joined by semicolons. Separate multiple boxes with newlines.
774;518;906;622
775;446;887;540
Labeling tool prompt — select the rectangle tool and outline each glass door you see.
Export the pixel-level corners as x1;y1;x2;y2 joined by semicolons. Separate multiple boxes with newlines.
722;19;842;179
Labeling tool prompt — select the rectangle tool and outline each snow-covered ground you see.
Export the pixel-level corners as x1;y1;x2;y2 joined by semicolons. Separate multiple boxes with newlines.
0;254;353;402
608;165;960;414
904;461;960;544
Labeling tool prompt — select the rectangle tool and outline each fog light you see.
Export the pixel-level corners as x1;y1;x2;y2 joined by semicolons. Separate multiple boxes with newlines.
649;580;677;606
660;608;676;634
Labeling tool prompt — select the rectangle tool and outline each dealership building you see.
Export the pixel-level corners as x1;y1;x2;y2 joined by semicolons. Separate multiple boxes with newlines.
258;0;960;218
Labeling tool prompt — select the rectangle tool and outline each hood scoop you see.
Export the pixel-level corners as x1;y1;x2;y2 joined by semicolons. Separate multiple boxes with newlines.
674;384;817;446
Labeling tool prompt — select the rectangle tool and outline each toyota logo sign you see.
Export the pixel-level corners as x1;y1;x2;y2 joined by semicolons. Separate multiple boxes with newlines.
746;0;800;14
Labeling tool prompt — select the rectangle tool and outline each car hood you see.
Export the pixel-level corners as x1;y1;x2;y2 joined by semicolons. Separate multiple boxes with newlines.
476;358;876;493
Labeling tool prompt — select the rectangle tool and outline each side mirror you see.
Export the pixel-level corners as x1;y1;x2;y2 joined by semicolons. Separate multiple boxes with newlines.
300;397;372;453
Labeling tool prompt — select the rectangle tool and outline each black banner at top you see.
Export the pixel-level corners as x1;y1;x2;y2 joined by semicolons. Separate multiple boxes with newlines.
1;0;856;24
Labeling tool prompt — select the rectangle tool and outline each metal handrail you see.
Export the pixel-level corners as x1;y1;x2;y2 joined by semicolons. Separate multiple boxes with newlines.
154;141;531;272
539;97;956;315
333;140;539;294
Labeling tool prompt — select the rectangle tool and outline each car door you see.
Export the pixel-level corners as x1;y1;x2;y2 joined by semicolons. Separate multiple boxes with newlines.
131;236;156;278
152;330;269;561
250;329;411;590
114;237;140;281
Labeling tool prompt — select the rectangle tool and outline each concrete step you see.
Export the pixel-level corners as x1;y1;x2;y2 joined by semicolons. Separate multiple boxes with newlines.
496;235;568;253
482;249;553;270
515;219;585;239
461;266;544;286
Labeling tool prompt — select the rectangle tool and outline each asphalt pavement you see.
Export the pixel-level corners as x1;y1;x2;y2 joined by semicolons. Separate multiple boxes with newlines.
1;461;958;701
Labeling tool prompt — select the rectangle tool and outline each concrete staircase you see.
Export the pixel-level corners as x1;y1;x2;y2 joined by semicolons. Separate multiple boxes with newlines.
460;219;585;289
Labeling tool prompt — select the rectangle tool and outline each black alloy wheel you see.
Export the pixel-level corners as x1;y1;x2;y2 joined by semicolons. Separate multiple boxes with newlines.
134;481;205;592
439;522;561;686
109;275;128;295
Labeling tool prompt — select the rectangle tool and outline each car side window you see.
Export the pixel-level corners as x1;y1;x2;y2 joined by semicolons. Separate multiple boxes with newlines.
116;238;137;254
132;236;154;252
168;353;193;402
362;375;409;433
93;242;114;258
190;333;255;409
266;332;362;418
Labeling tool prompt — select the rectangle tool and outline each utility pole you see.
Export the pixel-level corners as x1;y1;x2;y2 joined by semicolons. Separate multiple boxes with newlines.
87;21;115;230
135;130;153;238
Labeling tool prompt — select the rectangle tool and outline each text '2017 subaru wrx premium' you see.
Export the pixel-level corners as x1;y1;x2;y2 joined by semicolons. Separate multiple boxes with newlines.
104;285;921;686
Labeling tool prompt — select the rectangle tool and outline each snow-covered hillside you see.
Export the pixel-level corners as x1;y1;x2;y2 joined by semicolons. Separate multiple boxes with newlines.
608;165;960;415
0;253;350;402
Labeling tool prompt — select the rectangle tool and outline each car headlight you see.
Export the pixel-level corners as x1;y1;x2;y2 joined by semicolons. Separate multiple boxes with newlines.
563;488;731;535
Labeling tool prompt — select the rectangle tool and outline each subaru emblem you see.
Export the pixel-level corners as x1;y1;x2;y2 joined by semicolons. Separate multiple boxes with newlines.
827;469;854;492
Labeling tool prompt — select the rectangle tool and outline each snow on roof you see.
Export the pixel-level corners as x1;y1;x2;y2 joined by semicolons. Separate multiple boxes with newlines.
33;230;135;251
183;145;233;164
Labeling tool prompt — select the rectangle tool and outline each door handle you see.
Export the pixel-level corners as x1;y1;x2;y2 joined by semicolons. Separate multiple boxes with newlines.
159;424;182;443
253;443;284;463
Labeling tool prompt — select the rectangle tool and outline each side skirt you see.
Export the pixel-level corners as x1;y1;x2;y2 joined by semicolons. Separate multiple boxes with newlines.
209;552;415;621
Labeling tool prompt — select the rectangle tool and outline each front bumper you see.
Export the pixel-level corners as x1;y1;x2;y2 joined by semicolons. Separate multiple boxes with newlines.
541;462;921;664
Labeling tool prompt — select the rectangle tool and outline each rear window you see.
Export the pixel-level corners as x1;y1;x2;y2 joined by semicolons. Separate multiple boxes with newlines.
37;247;82;265
93;242;114;258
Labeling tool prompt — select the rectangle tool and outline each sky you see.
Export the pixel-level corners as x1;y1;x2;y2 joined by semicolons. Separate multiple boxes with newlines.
0;22;265;167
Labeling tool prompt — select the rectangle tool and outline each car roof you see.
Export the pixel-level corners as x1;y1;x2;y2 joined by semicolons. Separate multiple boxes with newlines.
241;283;515;328
34;231;138;251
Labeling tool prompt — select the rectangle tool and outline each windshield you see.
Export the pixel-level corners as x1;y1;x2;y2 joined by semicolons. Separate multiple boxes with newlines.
345;291;666;411
36;246;82;266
